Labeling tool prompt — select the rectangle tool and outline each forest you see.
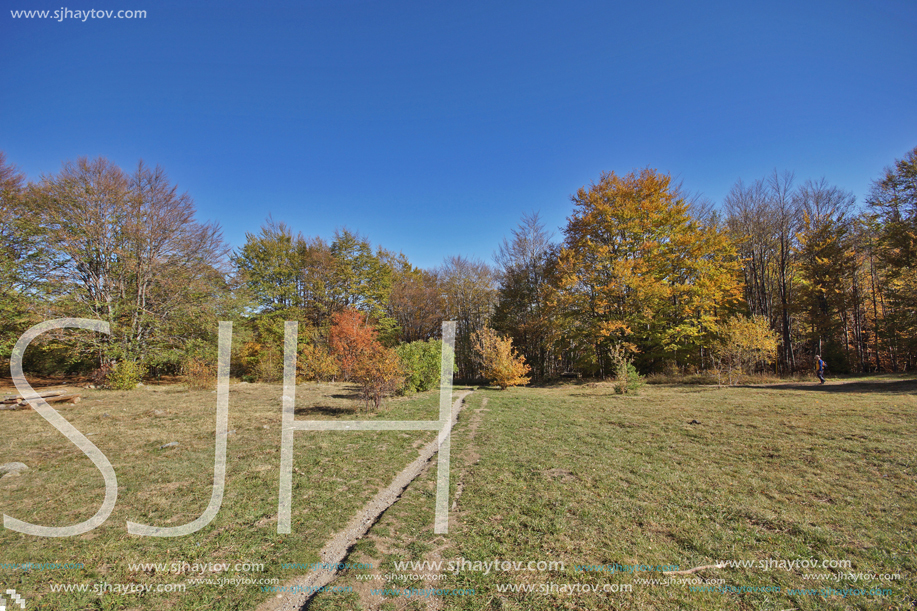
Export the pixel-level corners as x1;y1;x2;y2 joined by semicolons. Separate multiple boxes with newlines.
0;147;914;392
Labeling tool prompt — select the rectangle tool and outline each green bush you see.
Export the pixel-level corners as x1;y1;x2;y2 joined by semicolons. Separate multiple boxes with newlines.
615;361;645;394
105;359;146;390
395;339;442;394
610;345;644;394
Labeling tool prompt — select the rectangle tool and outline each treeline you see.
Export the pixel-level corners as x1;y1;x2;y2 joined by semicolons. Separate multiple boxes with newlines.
0;147;914;384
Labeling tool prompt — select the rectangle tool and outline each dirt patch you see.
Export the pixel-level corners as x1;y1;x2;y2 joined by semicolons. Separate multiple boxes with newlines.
544;468;576;482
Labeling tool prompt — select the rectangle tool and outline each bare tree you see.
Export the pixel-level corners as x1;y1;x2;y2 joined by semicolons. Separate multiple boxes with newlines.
492;211;556;378
38;157;230;366
765;170;800;371
438;255;497;380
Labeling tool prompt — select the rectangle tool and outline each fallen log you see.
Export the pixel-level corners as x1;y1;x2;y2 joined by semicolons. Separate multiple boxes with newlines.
2;390;65;404
10;394;81;409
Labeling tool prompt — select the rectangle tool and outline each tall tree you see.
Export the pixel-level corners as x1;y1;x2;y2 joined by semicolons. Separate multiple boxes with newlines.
492;212;556;378
38;157;230;368
767;170;801;372
386;267;444;343
794;178;857;369
0;153;57;362
232;219;304;312
724;171;804;372
439;256;497;380
724;178;776;320
329;229;397;338
549;168;740;376
867;145;917;369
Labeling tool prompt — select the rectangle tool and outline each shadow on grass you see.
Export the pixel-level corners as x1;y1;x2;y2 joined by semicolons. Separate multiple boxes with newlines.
742;377;917;395
294;405;360;417
330;391;362;400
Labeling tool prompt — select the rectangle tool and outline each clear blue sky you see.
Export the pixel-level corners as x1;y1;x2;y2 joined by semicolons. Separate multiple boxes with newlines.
3;0;915;269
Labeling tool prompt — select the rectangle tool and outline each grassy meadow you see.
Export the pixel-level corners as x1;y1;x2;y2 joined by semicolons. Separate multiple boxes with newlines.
1;376;915;610
310;376;916;611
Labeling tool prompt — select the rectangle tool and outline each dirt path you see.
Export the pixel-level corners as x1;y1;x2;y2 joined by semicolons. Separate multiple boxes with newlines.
450;396;488;514
256;390;472;611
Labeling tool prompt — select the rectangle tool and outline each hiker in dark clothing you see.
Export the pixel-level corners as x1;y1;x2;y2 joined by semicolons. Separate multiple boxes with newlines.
815;355;825;384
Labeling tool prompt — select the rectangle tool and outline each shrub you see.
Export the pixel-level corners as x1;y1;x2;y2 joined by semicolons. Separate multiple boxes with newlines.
298;343;340;382
328;308;405;410
395;339;442;394
352;343;405;411
233;341;262;381
471;327;530;390
183;356;216;390
610;344;644;394
329;309;378;381
253;347;282;383
105;359;145;390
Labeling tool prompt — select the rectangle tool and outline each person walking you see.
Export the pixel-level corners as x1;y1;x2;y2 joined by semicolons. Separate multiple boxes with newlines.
815;355;826;384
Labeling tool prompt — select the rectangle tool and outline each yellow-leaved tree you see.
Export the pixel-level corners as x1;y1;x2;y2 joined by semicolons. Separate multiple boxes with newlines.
712;315;779;385
548;168;741;376
471;327;531;390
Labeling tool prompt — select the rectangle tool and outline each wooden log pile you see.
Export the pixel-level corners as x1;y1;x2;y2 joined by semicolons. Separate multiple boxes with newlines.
0;390;81;410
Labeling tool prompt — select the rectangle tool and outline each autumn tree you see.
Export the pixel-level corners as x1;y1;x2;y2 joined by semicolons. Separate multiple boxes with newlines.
724;171;807;372
352;342;405;411
712;315;779;385
794;179;857;370
549;168;740;376
724;178;777;320
471;327;530;389
329;308;378;380
386;267;444;343
867;145;917;368
329;308;404;409
298;342;340;382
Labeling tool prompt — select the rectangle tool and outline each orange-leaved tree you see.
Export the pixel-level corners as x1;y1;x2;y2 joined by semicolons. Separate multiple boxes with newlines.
471;327;530;390
351;342;405;411
329;308;377;381
329;308;404;410
298;342;340;382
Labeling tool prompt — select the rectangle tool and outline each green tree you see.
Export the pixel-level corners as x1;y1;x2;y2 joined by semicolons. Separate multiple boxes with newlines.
37;157;231;372
0;153;54;365
395;339;442;393
231;219;304;312
329;229;397;340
